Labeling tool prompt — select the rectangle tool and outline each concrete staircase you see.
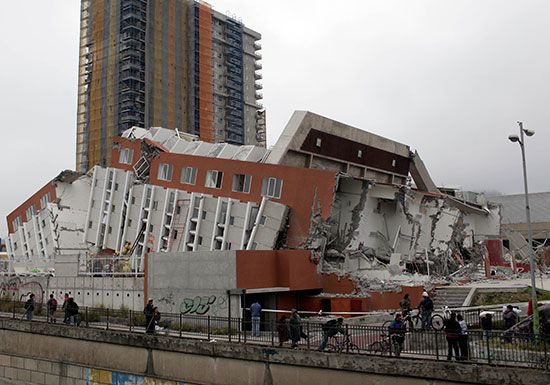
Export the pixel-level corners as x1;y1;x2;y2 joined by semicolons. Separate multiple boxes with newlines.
433;286;472;309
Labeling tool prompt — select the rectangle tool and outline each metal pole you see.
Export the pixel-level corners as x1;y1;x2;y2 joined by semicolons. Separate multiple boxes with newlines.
518;121;540;335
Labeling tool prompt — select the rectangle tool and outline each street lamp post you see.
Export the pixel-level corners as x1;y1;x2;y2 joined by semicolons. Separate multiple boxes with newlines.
508;121;539;335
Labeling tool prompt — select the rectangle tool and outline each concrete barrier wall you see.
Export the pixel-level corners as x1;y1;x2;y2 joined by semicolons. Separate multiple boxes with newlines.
0;319;548;385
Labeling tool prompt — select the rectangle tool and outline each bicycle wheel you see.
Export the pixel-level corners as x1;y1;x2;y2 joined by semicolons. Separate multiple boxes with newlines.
431;314;444;330
368;341;386;355
326;344;337;353
382;320;392;330
348;343;360;354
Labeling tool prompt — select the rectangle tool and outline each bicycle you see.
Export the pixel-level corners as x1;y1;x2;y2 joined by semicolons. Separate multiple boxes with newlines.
382;309;421;330
326;334;360;354
367;332;404;357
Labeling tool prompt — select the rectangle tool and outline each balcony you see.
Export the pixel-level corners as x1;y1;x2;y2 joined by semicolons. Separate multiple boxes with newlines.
254;72;262;80
254;62;262;70
255;92;263;100
254;83;263;90
254;41;262;50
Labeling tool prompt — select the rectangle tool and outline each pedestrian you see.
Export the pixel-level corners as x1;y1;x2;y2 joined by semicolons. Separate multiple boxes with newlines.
480;312;493;340
250;301;262;337
318;317;346;351
23;294;35;321
503;305;518;329
444;312;461;360
47;294;58;323
388;312;407;357
400;294;412;316
66;297;80;325
456;314;469;360
62;293;70;324
276;315;289;347
144;298;155;334
418;291;434;329
288;309;302;348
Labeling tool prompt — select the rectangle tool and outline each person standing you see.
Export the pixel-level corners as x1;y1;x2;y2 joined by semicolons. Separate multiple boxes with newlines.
47;294;58;323
289;309;302;348
250;301;262;337
66;298;80;325
61;293;70;324
23;294;35;321
276;315;289;347
418;291;434;329
457;314;469;360
388;313;407;356
144;298;155;334
480;312;493;340
400;294;412;316
444;312;461;360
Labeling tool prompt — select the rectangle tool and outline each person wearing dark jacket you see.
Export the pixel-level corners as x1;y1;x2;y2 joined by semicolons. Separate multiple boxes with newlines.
23;294;35;321
276;315;289;347
388;313;407;356
288;309;302;348
444;312;461;360
503;305;518;329
65;298;79;326
144;299;155;334
418;291;434;329
480;313;493;340
400;294;412;316
318;317;346;351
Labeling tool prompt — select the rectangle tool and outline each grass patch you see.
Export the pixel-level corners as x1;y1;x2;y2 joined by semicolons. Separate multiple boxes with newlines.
471;288;550;306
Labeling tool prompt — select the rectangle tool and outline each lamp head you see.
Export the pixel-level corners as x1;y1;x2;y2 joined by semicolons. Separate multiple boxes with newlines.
508;134;520;143
523;129;535;137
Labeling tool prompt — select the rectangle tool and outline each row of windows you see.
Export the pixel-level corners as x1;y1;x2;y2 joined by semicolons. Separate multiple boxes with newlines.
157;163;283;199
12;193;51;231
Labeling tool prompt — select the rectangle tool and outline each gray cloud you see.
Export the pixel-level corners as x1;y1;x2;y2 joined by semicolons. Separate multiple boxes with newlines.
1;0;549;237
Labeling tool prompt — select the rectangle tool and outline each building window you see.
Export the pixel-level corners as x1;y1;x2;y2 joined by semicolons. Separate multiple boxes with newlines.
41;219;46;228
88;221;92;229
108;226;112;234
114;183;119;191
128;219;132;227
358;150;362;158
392;159;396;167
259;215;267;225
26;205;36;221
157;163;173;181
111;205;116;213
181;167;197;185
12;217;22;230
119;148;134;164
152;201;159;210
40;193;51;209
131;196;135;205
232;174;252;193
91;199;95;208
261;177;283;199
205;170;223;189
316;138;322;147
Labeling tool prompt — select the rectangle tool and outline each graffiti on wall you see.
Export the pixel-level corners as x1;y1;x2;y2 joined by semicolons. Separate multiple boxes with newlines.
86;368;195;385
179;295;227;315
0;277;44;303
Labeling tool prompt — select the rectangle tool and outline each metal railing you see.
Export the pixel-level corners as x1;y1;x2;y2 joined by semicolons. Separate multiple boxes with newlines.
0;299;547;369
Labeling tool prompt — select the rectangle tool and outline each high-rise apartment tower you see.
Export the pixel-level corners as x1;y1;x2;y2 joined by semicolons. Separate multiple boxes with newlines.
76;0;264;172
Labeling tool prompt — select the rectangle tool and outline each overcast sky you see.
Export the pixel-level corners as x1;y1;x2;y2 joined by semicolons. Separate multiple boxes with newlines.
1;0;549;238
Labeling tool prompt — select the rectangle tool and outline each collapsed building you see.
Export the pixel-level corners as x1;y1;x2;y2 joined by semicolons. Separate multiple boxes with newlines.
3;111;501;314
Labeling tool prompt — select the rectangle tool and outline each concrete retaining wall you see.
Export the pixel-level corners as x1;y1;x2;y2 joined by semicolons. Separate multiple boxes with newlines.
0;318;548;385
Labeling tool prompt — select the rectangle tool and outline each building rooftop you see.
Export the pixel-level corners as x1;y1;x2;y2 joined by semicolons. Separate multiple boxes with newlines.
489;192;550;224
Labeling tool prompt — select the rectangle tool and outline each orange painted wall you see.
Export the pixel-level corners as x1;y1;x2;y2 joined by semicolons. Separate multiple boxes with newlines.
364;286;424;311
7;182;57;233
110;138;142;172
320;273;358;294
150;152;337;248
236;250;321;291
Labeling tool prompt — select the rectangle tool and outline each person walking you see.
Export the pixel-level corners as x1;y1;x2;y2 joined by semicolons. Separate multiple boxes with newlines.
289;309;302;348
144;298;155;334
66;298;80;325
250;301;262;337
47;294;58;323
388;313;407;357
318;317;346;351
23;294;35;321
480;312;493;340
457;314;469;360
418;291;434;329
444;312;461;360
276;315;289;347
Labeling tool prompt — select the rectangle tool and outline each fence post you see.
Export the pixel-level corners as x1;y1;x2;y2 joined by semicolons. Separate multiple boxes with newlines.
12;298;16;319
243;318;247;344
207;316;211;340
179;313;183;338
306;321;311;350
271;319;275;347
544;336;548;370
434;330;440;360
238;317;242;343
228;316;232;343
85;307;89;327
106;308;109;330
129;310;133;332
